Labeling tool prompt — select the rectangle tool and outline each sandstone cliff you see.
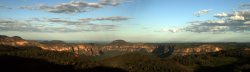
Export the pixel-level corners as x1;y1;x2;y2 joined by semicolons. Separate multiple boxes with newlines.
0;35;226;56
0;35;28;46
101;40;156;52
0;35;101;56
37;42;100;56
173;44;222;56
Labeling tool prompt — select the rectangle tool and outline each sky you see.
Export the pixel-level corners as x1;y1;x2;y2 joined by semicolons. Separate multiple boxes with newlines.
0;0;250;42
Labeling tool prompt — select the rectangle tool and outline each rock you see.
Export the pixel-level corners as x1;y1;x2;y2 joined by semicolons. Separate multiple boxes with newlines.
0;35;225;56
173;44;222;56
0;35;28;46
0;35;101;56
245;48;250;50
36;42;101;56
152;45;175;57
102;40;156;52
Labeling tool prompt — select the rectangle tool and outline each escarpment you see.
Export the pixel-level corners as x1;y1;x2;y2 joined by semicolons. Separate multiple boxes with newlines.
0;35;28;46
0;35;230;56
0;35;101;56
37;42;100;56
173;44;222;56
101;40;156;52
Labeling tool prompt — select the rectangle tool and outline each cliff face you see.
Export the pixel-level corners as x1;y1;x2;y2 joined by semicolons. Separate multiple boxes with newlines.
0;35;225;56
173;44;222;56
37;43;100;56
245;48;250;51
0;35;101;56
0;35;28;46
152;44;223;56
101;40;156;52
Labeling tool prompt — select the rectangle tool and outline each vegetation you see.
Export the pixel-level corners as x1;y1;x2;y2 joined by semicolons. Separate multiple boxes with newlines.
0;45;250;72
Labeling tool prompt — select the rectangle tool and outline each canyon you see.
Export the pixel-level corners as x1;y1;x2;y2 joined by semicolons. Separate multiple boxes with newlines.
0;35;242;56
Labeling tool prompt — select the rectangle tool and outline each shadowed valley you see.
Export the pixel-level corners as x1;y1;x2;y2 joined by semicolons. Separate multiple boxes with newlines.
0;35;250;72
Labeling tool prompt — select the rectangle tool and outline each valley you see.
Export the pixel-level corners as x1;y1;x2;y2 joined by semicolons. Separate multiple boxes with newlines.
0;35;250;72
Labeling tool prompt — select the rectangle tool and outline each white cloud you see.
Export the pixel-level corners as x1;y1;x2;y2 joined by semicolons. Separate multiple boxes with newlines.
184;18;250;33
168;28;182;33
194;9;212;17
0;18;120;32
214;12;228;18
87;3;103;8
229;12;245;21
100;0;122;6
209;26;229;32
182;3;250;33
244;21;250;24
157;28;182;33
80;16;130;21
206;20;225;24
19;0;130;14
96;16;130;21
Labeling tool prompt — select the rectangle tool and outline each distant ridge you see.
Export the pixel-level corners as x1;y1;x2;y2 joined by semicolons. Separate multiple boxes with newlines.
110;40;128;44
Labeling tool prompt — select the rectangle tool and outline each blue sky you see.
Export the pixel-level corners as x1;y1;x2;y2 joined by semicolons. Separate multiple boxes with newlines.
0;0;250;42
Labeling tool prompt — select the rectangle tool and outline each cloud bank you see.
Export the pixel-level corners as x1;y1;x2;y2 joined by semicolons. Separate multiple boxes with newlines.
80;16;130;21
166;3;250;33
19;0;130;14
0;16;130;32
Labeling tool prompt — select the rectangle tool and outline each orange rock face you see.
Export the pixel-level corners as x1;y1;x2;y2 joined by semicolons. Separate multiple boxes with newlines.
101;40;157;52
173;44;222;56
15;41;28;46
0;35;225;56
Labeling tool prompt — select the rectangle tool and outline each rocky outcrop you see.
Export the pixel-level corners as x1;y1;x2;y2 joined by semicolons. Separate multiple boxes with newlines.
152;44;223;57
37;42;100;56
0;35;101;56
0;35;224;56
101;40;156;52
245;48;250;51
152;45;175;57
0;35;28;46
173;44;222;56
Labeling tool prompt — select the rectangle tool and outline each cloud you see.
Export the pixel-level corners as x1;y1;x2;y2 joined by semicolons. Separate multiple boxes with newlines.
25;18;42;22
194;9;212;17
244;21;250;25
240;3;250;9
86;24;118;31
80;16;130;21
0;19;46;32
184;20;229;33
214;12;228;18
0;18;119;32
0;5;12;9
47;18;69;22
19;6;35;10
19;0;129;14
184;18;249;33
156;28;182;33
228;12;245;21
179;3;250;33
206;20;225;24
168;28;182;33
